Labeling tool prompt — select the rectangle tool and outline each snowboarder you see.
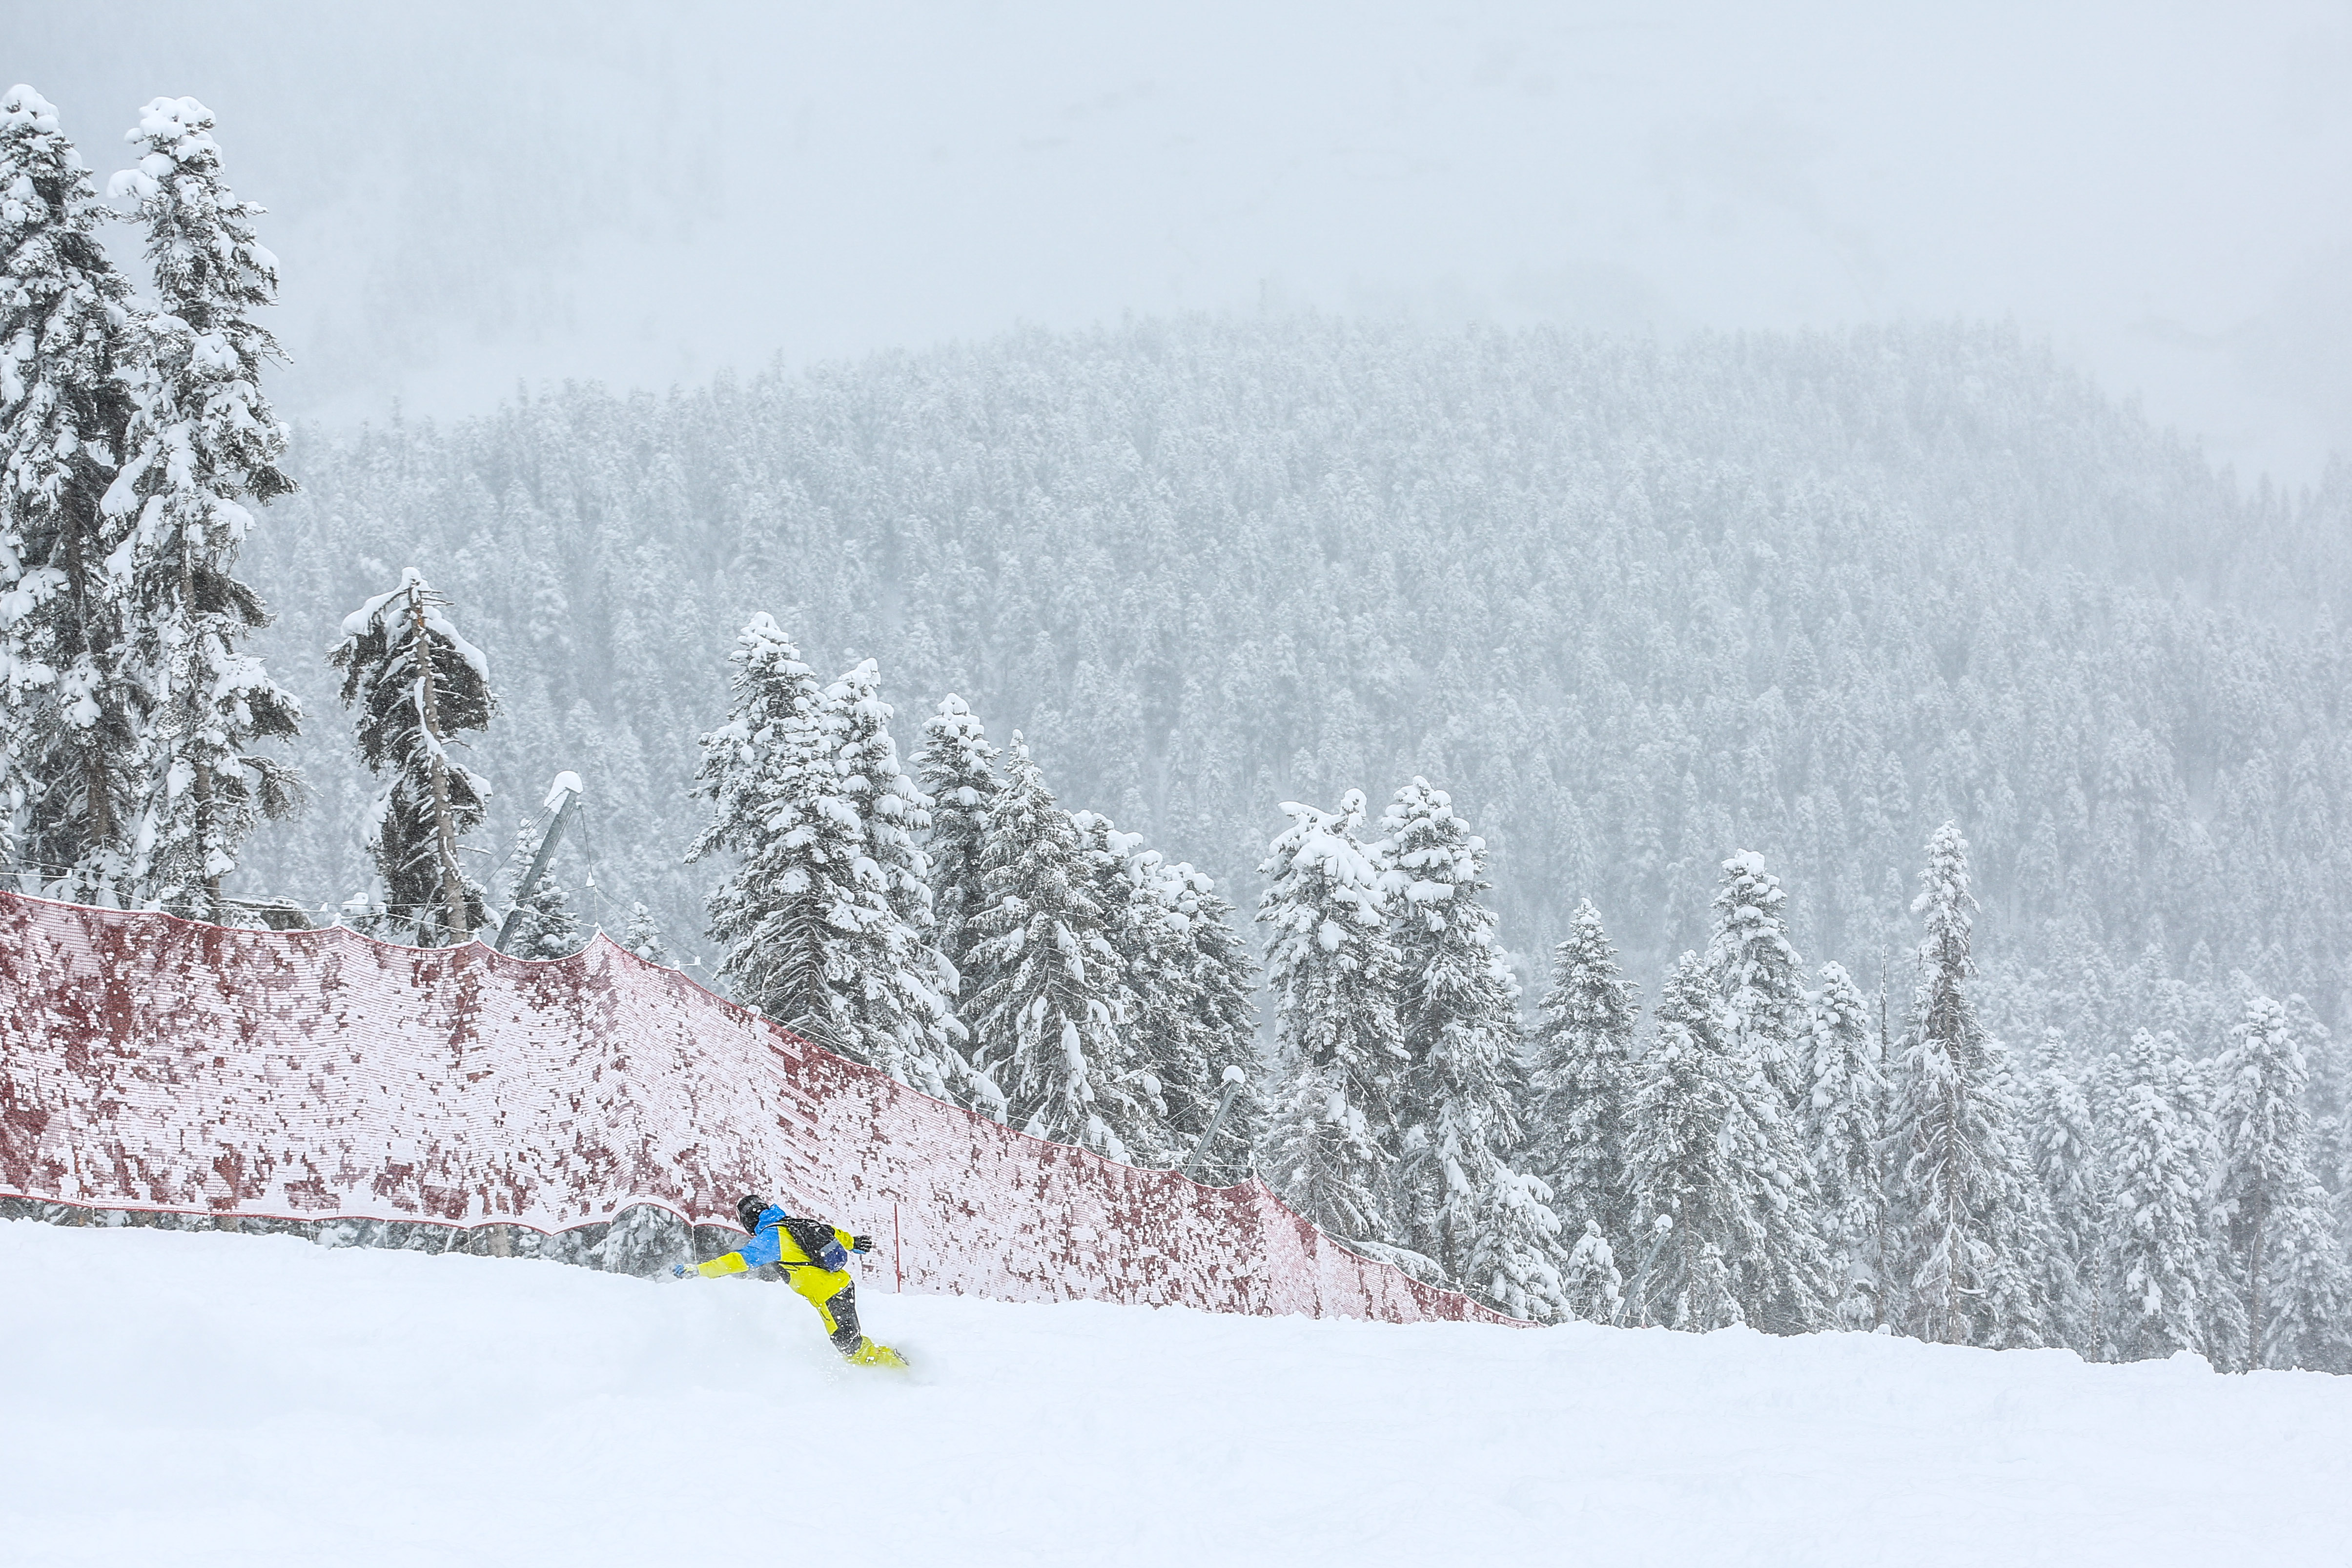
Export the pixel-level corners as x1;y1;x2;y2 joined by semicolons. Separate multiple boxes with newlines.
673;1193;907;1367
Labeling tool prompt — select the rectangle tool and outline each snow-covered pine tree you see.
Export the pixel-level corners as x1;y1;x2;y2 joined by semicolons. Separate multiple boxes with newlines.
1258;791;1408;1250
1379;778;1510;1242
1623;960;1745;1332
1166;863;1266;1185
2023;1061;2103;1355
2101;1073;2218;1363
1069;810;1177;1132
620;901;673;966
1624;952;1834;1334
0;85;144;901
1704;849;1809;1108
1804;960;1888;1329
824;658;937;932
2214;995;2352;1371
2261;1191;2352;1374
500;813;584;960
1560;1220;1626;1324
325;570;493;946
1884;823;2047;1348
914;692;997;1002
1376;777;1564;1315
1070;809;1260;1171
102;97;299;917
1525;900;1639;1261
821;657;985;1100
685;615;959;1099
963;737;1153;1159
1464;1164;1572;1323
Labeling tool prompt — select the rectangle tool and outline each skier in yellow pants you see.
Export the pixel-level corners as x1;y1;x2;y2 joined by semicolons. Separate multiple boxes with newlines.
672;1193;907;1367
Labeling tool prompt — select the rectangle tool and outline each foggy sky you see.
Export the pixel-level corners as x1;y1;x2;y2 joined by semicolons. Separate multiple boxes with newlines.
10;0;2347;485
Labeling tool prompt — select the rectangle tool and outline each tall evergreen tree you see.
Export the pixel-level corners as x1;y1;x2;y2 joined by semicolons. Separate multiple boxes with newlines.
1166;864;1267;1186
2023;1061;2103;1355
2214;995;2352;1370
326;570;494;946
1885;823;2047;1348
824;658;937;932
685;615;960;1099
103;97;299;916
1377;777;1562;1312
1072;810;1249;1170
0;85;143;901
1070;808;1180;1146
1804;960;1888;1329
1704;849;1809;1108
1258;791;1407;1249
964;737;1152;1159
2108;1028;2242;1362
1526;900;1639;1260
823;656;978;1092
1625;952;1834;1334
2101;1076;2219;1363
914;692;997;1002
2261;1191;2352;1374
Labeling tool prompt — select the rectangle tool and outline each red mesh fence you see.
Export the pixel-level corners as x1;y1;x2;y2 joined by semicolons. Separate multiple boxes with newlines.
0;890;1515;1326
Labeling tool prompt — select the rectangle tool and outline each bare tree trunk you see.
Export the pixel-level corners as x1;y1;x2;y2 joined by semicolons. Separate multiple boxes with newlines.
408;588;470;944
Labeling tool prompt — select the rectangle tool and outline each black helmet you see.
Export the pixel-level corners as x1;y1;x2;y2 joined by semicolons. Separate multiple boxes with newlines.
736;1193;771;1232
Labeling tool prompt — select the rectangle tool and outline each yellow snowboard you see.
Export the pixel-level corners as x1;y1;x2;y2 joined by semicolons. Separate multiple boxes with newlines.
847;1336;909;1369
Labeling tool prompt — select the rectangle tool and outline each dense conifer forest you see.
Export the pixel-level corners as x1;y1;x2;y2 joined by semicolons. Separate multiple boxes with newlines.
236;315;2352;1065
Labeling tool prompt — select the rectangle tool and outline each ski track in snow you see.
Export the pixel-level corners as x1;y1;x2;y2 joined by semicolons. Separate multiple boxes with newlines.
4;1220;2345;1567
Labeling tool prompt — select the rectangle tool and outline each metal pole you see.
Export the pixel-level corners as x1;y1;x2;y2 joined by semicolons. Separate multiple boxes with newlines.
493;775;582;953
1180;1067;1248;1182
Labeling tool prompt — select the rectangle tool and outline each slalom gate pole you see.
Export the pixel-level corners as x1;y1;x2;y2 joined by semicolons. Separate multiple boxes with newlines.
893;1203;903;1293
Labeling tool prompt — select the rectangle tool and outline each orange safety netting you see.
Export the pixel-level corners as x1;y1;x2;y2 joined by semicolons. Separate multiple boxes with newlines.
0;891;1515;1326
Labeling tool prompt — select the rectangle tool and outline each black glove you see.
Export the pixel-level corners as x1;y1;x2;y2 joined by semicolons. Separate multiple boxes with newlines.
851;1234;876;1254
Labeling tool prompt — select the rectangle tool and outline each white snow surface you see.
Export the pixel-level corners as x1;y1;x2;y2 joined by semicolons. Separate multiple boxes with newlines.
7;1220;2348;1567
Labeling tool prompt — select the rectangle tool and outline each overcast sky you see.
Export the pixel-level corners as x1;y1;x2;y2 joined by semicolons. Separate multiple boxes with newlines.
12;0;2348;484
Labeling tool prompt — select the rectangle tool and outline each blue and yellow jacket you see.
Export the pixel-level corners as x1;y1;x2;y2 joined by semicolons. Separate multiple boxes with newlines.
689;1205;856;1282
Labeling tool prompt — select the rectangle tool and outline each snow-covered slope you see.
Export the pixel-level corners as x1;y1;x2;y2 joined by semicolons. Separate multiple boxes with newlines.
5;1219;2345;1567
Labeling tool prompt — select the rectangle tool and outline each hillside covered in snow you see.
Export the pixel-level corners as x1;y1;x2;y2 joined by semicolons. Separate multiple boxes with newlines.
239;316;2352;1061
